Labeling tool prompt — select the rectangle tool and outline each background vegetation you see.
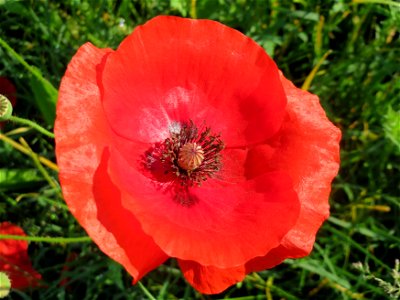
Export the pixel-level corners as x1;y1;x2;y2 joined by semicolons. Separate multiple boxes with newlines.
0;0;399;299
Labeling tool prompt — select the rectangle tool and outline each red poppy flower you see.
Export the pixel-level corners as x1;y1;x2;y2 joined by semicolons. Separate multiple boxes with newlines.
55;16;340;294
0;222;42;289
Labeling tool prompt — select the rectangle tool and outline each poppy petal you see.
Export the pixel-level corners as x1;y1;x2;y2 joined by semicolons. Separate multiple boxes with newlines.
178;260;245;294
55;43;167;282
0;222;41;289
108;147;300;268
244;74;341;271
244;246;288;273
93;149;168;281
101;16;286;147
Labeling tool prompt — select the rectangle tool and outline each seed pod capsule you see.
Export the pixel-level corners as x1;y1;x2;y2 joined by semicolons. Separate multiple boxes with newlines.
0;272;11;297
178;142;205;171
0;94;13;121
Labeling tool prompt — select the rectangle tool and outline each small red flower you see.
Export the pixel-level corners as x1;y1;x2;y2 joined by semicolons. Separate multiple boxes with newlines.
55;16;341;294
0;222;42;289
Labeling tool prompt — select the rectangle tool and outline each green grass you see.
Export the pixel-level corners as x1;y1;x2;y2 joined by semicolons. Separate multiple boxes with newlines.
1;0;399;299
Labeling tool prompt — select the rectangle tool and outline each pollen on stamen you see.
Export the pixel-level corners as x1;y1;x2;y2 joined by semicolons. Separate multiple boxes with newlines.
144;120;224;188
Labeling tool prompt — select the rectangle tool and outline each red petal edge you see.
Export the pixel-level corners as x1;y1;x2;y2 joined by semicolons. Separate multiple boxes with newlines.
245;73;341;272
94;148;168;282
179;260;245;295
55;43;167;283
175;74;341;294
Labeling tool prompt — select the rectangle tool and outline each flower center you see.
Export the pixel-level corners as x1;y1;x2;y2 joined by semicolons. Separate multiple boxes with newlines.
145;120;224;187
177;142;204;171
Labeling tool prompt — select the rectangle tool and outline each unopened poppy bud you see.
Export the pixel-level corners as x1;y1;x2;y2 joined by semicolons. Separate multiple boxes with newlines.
0;272;11;298
0;94;13;121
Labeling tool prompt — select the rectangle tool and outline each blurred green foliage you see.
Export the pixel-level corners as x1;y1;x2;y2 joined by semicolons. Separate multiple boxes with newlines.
0;0;399;299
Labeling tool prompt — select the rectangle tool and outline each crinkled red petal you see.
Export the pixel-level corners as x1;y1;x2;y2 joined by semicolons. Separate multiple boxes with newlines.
0;222;41;289
108;146;300;268
101;16;286;147
55;43;167;282
178;260;245;294
244;74;341;272
93;149;168;282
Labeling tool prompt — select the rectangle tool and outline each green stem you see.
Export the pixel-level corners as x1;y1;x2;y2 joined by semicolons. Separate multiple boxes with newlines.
19;137;60;191
0;234;91;243
8;115;55;138
190;0;197;19
137;281;157;300
326;225;391;272
352;0;400;8
38;196;68;210
301;49;332;91
0;133;59;171
0;36;58;94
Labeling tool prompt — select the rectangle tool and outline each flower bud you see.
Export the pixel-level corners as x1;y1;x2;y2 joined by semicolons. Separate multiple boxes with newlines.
0;94;13;121
0;272;11;298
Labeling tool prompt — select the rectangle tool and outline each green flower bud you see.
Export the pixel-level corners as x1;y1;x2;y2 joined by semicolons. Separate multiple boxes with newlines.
0;94;13;121
0;272;11;298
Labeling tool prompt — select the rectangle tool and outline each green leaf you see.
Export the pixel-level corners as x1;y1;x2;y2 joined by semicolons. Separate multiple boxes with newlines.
0;168;44;192
383;105;400;153
0;36;58;125
289;259;351;289
170;0;188;16
28;71;58;125
105;260;124;290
